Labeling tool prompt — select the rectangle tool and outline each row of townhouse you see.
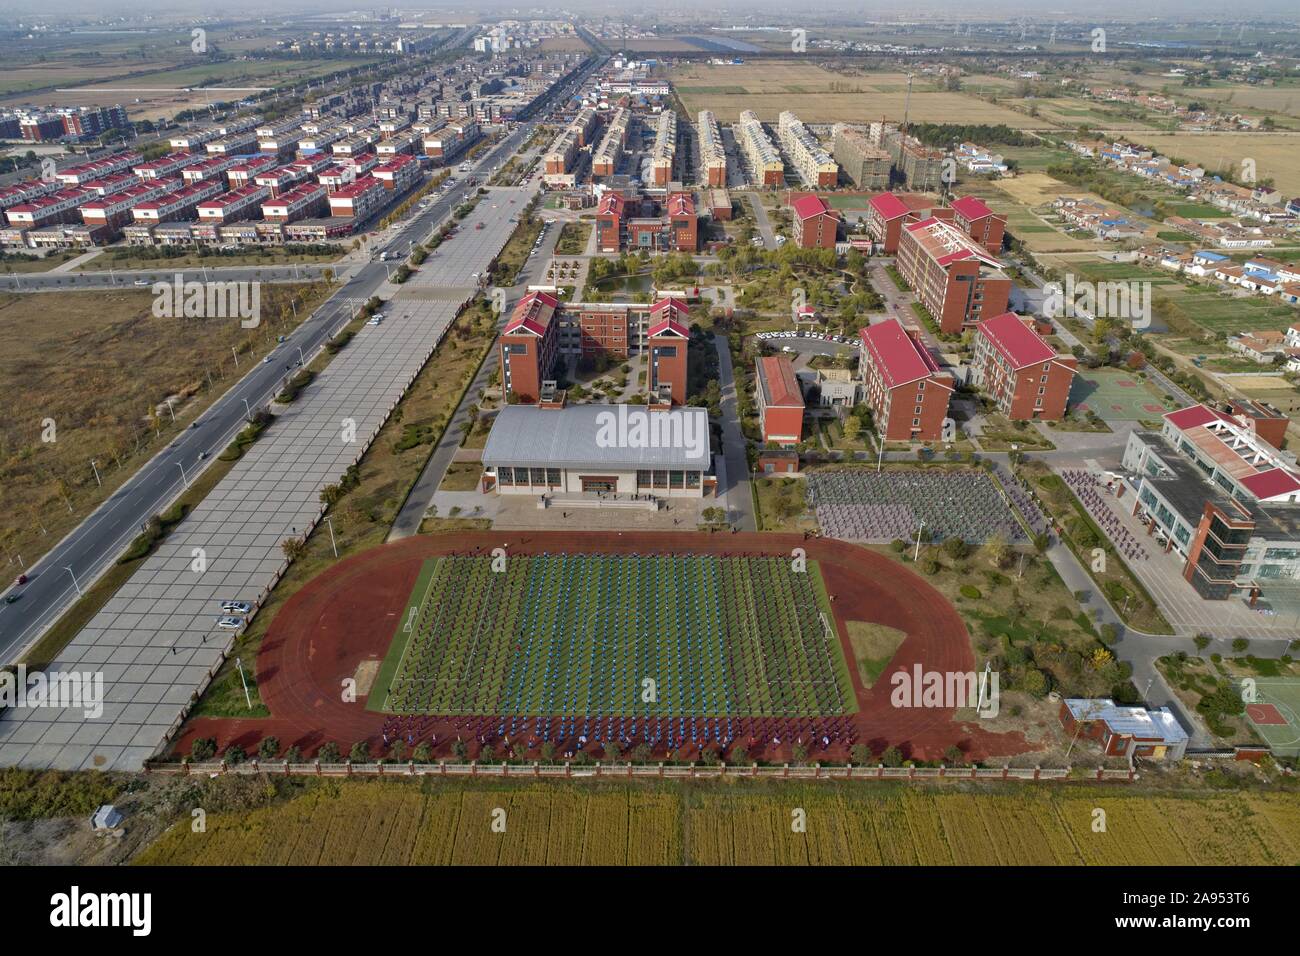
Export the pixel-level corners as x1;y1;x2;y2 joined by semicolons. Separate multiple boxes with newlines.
1144;246;1300;312
736;110;783;187
697;110;727;188
776;111;838;189
2;147;423;249
646;109;677;187
591;107;630;177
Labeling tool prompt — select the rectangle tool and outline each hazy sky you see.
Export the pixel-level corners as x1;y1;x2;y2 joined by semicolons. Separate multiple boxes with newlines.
0;1;1296;24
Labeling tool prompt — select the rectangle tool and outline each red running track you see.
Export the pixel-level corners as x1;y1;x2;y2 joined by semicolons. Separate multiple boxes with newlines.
175;531;1033;764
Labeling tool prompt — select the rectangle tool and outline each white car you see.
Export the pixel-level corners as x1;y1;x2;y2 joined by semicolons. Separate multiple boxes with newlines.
368;316;383;326
133;278;151;287
215;616;242;630
220;601;252;614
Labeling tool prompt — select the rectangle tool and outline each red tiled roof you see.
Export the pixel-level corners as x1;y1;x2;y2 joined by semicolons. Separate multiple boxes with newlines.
758;355;804;408
1239;469;1300;501
503;291;558;336
859;318;941;388
978;312;1056;369
867;192;910;220
791;194;830;221
1164;404;1232;431
950;195;994;220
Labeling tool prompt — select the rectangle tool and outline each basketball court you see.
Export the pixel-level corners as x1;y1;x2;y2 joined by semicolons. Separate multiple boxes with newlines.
1070;367;1171;422
1243;678;1300;756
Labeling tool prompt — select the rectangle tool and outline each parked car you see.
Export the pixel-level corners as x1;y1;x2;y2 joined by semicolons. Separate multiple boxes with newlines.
220;601;252;615
215;616;242;629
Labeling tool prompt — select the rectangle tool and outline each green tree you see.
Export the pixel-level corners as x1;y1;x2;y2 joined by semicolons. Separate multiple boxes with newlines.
257;736;280;760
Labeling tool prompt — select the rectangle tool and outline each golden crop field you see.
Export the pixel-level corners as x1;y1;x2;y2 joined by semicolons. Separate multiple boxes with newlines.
1107;132;1300;197
670;61;1033;126
134;779;1300;866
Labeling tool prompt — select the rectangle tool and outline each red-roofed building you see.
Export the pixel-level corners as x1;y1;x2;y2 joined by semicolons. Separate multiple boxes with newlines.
132;152;194;179
864;192;947;253
372;154;420;192
499;291;561;403
791;194;839;249
949;195;1007;255
327;176;385;220
648;298;690;405
858;318;954;440
597;190;697;253
261;183;327;223
197;184;269;225
756;354;805;446
897;216;1011;334
131;180;223;222
972;312;1077;420
4;189;86;228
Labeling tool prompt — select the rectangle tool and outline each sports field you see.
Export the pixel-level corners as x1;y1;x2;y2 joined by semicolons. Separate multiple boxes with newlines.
1245;678;1300;757
1070;367;1174;422
370;554;855;718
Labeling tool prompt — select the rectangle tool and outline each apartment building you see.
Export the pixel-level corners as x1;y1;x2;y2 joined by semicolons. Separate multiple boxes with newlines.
591;107;630;177
647;298;691;405
737;110;783;187
697;110;727;187
879;125;945;191
327;176;387;219
261;183;328;223
196;184;269;225
791;194;840;249
864;192;947;253
971;312;1077;421
858;317;954;441
832;124;890;190
949;195;1006;255
647;110;677;187
896;216;1011;334
776;111;838;189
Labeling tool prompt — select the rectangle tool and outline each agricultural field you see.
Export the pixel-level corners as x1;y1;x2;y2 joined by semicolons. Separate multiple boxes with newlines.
0;283;332;580
670;62;1034;126
1109;132;1300;197
133;778;1300;866
370;554;856;718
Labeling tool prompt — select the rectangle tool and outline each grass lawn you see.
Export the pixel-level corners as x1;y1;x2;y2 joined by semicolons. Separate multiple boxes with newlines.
845;620;907;688
555;221;592;256
438;462;482;492
753;475;815;533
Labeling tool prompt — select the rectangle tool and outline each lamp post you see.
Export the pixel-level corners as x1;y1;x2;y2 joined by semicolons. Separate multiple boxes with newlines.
324;515;338;557
177;461;188;488
90;459;101;488
913;520;925;563
64;566;83;597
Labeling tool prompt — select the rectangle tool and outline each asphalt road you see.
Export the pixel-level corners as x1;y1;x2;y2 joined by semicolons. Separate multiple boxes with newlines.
0;113;551;663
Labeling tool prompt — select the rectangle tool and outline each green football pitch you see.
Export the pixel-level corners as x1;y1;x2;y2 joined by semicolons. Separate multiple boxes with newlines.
368;554;857;718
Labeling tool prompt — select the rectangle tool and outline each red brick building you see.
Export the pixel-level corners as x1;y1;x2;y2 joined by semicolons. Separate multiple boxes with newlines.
972;312;1077;421
597;190;697;253
647;298;690;405
858;317;954;441
864;192;947;254
756;354;805;446
499;291;561;404
791;194;839;249
949;195;1007;255
897;216;1011;335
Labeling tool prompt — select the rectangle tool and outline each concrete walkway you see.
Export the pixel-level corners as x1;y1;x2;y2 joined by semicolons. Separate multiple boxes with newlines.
712;333;756;531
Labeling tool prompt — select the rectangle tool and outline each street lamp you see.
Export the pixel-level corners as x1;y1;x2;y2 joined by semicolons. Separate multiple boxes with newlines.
90;459;101;488
324;515;338;557
64;566;83;597
242;398;253;422
177;461;188;487
913;520;925;562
